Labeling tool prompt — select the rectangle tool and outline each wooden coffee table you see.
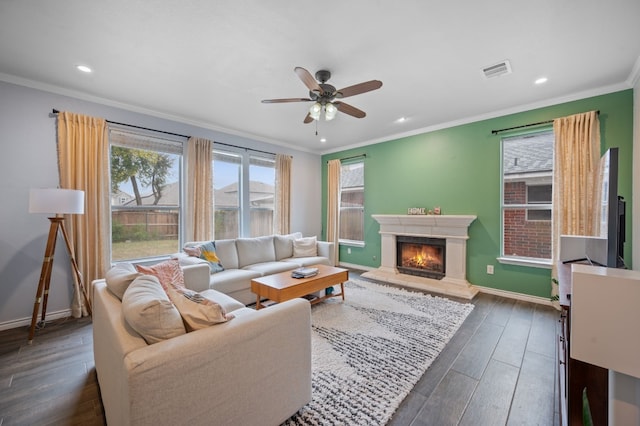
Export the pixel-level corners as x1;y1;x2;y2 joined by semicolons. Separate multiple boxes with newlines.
251;264;348;309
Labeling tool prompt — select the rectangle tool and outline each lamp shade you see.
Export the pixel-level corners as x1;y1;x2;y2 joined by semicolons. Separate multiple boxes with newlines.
29;188;85;215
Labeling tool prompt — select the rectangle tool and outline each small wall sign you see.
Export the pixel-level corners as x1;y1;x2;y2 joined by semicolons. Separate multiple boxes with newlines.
407;207;426;215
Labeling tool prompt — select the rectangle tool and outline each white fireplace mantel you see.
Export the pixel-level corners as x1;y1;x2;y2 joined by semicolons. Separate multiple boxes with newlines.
362;214;479;299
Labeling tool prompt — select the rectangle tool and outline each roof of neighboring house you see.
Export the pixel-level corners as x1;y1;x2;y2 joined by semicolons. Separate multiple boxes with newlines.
215;181;274;208
341;164;364;189
503;132;554;175
117;180;275;208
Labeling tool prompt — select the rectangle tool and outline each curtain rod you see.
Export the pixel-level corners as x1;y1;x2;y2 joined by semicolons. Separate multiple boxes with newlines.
51;109;277;156
491;110;600;135
52;109;190;139
327;154;367;163
213;141;276;157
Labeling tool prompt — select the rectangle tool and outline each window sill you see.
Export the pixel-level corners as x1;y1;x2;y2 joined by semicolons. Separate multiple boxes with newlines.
339;240;365;248
497;256;553;270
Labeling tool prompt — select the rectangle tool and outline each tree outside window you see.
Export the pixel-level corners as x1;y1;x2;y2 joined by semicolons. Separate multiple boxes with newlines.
109;131;182;261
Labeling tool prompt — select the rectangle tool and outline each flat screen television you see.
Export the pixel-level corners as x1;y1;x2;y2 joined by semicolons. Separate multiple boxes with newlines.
598;147;626;268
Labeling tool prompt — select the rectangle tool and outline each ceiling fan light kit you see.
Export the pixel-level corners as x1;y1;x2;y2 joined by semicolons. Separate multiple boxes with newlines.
262;67;382;124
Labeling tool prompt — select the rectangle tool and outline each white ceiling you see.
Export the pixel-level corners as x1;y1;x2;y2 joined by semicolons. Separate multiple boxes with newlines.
1;0;639;154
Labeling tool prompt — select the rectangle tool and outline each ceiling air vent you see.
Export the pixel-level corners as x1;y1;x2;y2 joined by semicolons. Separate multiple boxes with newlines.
482;60;512;79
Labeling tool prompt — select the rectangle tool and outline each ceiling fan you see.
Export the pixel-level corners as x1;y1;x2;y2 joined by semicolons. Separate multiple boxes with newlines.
261;67;383;123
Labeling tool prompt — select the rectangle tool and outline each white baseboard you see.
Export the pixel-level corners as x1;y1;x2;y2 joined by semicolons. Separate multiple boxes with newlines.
0;309;73;332
473;285;555;307
338;262;376;272
341;262;554;307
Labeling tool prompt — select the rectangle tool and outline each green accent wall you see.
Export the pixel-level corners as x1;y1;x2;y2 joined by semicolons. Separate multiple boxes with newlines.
321;90;633;298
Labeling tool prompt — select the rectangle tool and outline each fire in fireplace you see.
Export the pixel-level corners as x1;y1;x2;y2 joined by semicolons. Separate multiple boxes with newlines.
396;236;446;280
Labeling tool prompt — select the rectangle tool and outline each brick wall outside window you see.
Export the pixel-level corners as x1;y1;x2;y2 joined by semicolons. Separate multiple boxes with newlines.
503;181;551;258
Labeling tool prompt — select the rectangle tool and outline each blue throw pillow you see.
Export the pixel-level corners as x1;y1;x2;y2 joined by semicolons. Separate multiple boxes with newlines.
184;241;224;273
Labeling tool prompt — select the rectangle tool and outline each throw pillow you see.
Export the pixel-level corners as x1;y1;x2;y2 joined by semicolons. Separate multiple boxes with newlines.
165;284;233;331
293;236;318;257
184;241;224;273
121;275;186;344
135;258;184;292
105;263;142;300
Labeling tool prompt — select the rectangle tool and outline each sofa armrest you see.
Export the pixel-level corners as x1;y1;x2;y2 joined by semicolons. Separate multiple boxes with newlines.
123;299;312;425
182;263;211;292
317;241;335;265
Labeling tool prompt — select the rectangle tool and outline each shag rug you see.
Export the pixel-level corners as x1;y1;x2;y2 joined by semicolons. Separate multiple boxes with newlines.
282;279;474;426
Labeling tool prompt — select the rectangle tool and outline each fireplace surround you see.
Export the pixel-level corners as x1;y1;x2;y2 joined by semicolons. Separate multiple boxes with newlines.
362;214;478;299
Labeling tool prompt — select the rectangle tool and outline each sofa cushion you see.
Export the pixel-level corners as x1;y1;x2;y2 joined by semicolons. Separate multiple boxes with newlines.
200;289;246;313
293;236;318;257
121;275;186;344
184;241;224;273
135;258;184;291
236;236;276;268
105;263;142;300
210;268;262;296
283;256;331;267
165;285;232;331
244;261;301;276
211;239;239;270
274;232;302;260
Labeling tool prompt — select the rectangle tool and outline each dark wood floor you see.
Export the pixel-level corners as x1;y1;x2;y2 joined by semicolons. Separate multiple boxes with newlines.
0;272;560;426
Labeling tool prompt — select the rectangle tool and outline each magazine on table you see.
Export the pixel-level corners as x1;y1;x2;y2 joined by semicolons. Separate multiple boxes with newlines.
291;267;319;278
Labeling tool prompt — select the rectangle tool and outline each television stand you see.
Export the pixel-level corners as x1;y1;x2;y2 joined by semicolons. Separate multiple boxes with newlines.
557;263;608;425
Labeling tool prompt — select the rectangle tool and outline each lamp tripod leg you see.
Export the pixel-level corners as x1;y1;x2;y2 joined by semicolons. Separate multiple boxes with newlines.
28;219;60;344
59;221;92;317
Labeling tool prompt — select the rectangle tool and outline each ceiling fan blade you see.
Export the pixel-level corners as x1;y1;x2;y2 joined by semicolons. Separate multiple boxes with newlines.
261;98;313;103
334;101;366;118
294;67;323;95
303;113;314;124
336;80;383;98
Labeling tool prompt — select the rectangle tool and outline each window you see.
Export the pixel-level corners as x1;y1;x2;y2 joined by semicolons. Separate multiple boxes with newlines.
339;160;364;244
213;151;241;239
249;156;275;237
526;184;552;220
109;128;184;261
501;131;553;261
213;149;275;239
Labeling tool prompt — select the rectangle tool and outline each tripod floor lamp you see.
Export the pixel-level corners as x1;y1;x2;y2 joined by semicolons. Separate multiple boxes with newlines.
28;188;92;343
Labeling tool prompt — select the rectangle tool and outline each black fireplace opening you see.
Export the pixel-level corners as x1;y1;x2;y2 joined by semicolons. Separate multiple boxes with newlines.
396;236;446;280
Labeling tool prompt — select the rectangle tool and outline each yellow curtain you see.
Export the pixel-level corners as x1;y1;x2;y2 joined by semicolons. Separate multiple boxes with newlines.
186;137;213;241
57;112;110;317
551;111;601;304
274;154;292;235
327;159;341;265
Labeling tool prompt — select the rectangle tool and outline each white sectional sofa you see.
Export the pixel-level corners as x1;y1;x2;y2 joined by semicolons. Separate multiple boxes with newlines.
179;232;335;305
92;263;312;426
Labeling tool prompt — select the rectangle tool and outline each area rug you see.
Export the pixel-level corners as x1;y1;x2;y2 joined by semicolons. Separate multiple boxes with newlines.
282;278;474;426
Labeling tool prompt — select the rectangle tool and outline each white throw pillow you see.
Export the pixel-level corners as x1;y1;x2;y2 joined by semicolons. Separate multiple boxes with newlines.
121;275;186;344
293;236;318;257
105;263;142;300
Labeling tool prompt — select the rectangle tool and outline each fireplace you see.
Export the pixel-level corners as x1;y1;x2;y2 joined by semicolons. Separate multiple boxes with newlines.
396;236;446;279
363;214;479;299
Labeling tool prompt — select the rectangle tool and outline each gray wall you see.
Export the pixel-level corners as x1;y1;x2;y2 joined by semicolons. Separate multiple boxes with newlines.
0;80;322;328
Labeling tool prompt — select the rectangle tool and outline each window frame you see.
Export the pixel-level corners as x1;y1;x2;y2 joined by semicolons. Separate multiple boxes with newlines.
109;126;186;263
498;129;554;269
213;146;276;239
339;159;365;247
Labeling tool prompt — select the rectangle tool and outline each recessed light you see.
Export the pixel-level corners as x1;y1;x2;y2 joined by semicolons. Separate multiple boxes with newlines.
395;117;407;123
320;138;327;143
76;65;92;73
535;77;548;85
